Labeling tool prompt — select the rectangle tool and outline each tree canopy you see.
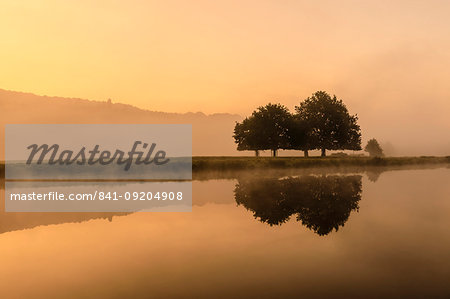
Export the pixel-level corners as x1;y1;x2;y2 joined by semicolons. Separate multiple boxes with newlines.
233;91;362;157
364;138;384;157
233;103;292;156
295;91;361;156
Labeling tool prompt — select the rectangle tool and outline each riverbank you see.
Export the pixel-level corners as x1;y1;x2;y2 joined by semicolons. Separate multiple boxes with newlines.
1;156;449;178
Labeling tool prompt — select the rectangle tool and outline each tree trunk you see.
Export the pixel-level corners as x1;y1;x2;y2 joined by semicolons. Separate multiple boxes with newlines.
272;149;277;157
321;148;326;157
303;150;309;157
255;150;259;157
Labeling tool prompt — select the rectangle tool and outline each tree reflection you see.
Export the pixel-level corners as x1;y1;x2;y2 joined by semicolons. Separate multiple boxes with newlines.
366;171;381;182
235;175;362;236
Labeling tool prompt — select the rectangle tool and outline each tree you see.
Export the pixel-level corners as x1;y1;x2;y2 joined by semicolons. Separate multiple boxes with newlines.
233;117;265;156
295;91;361;156
364;138;384;157
287;116;313;157
233;103;292;157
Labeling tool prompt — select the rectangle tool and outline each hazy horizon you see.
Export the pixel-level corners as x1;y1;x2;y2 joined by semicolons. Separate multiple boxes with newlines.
1;87;449;156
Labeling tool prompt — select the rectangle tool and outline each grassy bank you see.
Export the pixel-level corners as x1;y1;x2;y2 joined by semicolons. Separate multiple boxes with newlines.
192;156;450;172
1;156;449;179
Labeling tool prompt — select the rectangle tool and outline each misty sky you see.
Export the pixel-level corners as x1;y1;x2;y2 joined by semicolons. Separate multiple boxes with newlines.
1;0;450;154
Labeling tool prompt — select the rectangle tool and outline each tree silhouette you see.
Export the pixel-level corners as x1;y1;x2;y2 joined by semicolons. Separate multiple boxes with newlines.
233;103;292;157
233;92;362;157
291;176;361;235
364;138;384;157
295;91;362;156
233;117;265;156
235;175;362;236
235;178;293;225
286;116;312;157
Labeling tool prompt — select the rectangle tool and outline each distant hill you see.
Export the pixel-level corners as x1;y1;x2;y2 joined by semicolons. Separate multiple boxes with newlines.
0;88;243;158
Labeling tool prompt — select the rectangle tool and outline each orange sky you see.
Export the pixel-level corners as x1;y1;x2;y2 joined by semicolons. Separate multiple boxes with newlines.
1;0;450;153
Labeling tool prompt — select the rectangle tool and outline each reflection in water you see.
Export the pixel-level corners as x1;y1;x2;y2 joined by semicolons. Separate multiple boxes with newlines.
1;169;450;298
366;169;383;182
0;179;131;234
0;210;130;235
235;175;362;235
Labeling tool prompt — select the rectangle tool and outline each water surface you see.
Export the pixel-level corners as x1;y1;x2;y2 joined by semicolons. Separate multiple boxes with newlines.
1;167;450;298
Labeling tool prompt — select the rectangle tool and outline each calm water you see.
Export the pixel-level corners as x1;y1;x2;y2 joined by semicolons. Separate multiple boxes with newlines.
1;167;450;298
